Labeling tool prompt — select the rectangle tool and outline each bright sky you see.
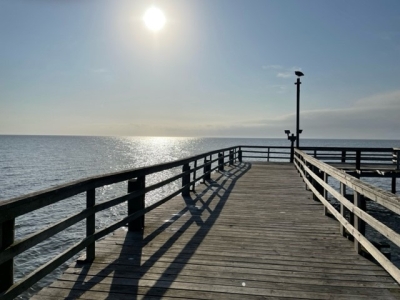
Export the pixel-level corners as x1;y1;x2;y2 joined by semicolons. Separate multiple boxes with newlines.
1;0;399;139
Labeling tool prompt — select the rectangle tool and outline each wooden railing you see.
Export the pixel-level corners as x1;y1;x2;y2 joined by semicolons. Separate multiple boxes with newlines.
239;146;291;161
300;147;395;167
0;146;250;300
294;148;400;284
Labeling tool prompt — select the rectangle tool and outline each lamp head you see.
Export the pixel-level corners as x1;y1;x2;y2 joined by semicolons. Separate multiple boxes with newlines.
295;71;304;77
284;130;290;135
299;129;303;134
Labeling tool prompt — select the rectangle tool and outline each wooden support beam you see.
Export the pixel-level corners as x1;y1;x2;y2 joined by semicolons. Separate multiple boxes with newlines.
229;150;234;165
340;183;346;237
312;166;323;202
355;150;361;178
127;176;145;231
181;163;191;196
0;218;15;293
218;153;224;171
191;160;197;191
323;172;328;216
354;191;366;254
204;159;211;181
86;189;96;262
341;150;346;163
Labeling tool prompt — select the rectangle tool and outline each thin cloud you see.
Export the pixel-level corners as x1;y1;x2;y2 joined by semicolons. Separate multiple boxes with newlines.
237;90;400;139
263;65;303;79
355;90;400;107
277;72;292;78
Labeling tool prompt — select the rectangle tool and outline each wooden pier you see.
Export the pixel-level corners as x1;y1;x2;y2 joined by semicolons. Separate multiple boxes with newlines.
1;146;400;299
32;162;400;299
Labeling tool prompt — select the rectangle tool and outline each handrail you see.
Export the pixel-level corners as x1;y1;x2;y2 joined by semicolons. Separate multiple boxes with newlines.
294;148;400;284
300;146;393;151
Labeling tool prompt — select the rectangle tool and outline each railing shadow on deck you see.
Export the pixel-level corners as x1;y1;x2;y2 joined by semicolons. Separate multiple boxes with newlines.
62;162;251;299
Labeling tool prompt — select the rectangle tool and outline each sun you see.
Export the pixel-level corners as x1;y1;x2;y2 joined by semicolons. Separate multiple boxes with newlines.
143;6;166;31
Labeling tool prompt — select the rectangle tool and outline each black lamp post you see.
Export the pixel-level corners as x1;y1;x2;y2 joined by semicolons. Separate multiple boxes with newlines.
285;129;303;163
294;71;304;148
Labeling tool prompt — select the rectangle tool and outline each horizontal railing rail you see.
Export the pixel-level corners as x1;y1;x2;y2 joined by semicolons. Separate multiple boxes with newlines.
0;146;246;300
294;148;400;284
239;146;291;162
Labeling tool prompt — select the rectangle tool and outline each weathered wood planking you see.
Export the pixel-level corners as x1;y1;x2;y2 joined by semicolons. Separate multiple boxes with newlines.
32;163;400;300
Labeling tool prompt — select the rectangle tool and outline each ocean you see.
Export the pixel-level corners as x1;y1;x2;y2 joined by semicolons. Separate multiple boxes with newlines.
0;135;399;299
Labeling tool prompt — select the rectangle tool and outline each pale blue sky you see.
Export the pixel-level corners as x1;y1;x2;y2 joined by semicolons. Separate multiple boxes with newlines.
1;0;399;139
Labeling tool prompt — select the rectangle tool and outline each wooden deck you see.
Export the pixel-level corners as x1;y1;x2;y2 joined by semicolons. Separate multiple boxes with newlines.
32;162;400;300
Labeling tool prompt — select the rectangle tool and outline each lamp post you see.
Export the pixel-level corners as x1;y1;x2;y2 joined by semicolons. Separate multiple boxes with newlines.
285;129;303;163
294;71;304;148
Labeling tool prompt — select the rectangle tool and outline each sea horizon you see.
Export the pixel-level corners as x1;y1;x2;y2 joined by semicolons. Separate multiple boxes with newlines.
0;133;399;141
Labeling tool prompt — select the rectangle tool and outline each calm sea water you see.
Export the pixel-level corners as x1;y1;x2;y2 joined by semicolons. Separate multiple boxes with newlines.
0;135;399;299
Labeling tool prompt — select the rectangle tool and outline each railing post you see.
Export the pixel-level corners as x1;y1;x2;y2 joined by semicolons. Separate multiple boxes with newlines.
356;150;361;177
218;152;224;171
0;218;15;293
267;147;270;162
323;172;328;215
182;163;191;196
311;166;323;202
192;160;197;191
393;149;399;194
290;145;294;163
341;150;346;163
311;165;317;200
394;148;400;170
304;161;310;190
204;158;211;181
86;189;95;262
397;149;400;170
312;167;324;202
354;191;366;254
238;147;242;163
229;150;234;165
127;176;145;231
340;183;346;237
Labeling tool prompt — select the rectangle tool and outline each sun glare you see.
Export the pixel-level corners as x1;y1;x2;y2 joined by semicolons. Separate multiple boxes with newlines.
143;6;166;31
